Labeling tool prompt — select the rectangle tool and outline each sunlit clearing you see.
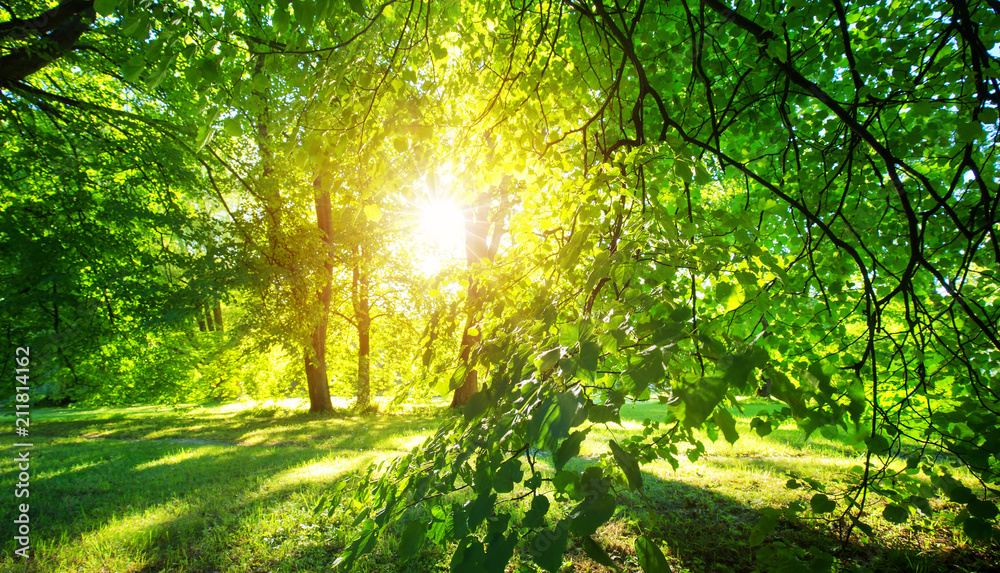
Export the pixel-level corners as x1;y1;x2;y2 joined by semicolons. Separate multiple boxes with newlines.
415;198;465;275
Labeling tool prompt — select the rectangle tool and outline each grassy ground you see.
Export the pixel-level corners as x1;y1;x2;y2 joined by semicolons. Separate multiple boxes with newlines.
0;399;997;572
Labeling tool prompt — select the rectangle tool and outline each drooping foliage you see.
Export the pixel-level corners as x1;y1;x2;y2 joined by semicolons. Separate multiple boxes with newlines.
314;0;1000;569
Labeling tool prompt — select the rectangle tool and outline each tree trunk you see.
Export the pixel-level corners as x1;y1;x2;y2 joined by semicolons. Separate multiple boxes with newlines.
303;328;332;412
212;300;224;331
203;304;215;332
305;174;335;413
451;192;493;407
451;285;481;406
353;245;373;413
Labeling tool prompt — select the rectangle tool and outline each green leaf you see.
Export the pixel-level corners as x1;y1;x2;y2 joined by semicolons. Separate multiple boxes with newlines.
522;494;550;528
577;341;601;378
493;458;523;494
195;125;215;151
810;494;836;514
851;515;875;538
675;377;727;428
450;502;469;539
334;520;377;571
525;471;543;489
463;391;490;421
608;440;643;491
555;428;589;471
450;537;485;573
184;65;201;84
466;492;497;531
749;510;779;547
570;493;615;536
635;536;672;573
963;517;994;541
866;434;890;455
589;404;620;425
629;346;664;395
968;499;999;521
882;504;909;524
713;409;739;444
582;536;619;570
484;531;516;573
559;322;580;346
909;495;933;516
293;0;315;31
715;281;743;311
311;494;328;515
694;162;712;185
363;204;381;222
956;121;982;143
222;117;244;137
448;364;468;391
530;520;569;573
273;5;290;34
534;348;561;371
94;0;117;17
529;393;578;450
552;471;578;494
949;486;973;504
122;54;145;82
398;520;427;559
750;417;773;437
348;0;366;15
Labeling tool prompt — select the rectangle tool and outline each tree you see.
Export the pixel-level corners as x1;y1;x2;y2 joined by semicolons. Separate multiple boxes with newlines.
5;0;999;565
330;0;1000;569
451;179;510;407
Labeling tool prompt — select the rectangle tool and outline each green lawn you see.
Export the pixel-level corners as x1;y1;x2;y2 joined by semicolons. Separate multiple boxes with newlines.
0;399;996;572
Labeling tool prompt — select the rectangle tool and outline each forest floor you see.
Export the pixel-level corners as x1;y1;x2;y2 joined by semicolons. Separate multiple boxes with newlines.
0;398;997;573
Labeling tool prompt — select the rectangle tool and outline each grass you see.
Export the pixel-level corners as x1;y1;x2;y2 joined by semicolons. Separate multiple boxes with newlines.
0;398;997;572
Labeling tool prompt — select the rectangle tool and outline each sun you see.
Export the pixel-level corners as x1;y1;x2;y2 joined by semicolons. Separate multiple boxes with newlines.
414;197;466;275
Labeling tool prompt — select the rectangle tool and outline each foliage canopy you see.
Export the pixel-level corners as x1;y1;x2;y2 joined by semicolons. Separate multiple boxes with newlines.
2;0;999;569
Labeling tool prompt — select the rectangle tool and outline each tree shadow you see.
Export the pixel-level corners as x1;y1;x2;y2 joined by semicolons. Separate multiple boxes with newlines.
0;434;372;572
4;410;997;573
26;405;443;450
597;462;1000;573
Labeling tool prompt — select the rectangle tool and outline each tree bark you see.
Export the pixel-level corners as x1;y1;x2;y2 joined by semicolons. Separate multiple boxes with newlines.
305;174;335;413
203;304;215;332
0;0;95;84
353;244;373;413
451;191;495;407
212;300;224;331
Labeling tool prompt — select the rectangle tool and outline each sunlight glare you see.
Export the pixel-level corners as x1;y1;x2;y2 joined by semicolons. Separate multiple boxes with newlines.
415;198;465;275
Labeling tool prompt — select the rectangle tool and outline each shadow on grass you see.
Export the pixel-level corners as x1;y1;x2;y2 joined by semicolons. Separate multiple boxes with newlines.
2;403;996;573
611;464;1000;573
0;434;371;572
17;405;443;450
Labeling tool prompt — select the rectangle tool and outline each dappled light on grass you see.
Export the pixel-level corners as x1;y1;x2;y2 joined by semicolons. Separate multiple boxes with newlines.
393;433;429;451
133;447;213;471
1;399;996;572
74;499;192;570
269;454;374;490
